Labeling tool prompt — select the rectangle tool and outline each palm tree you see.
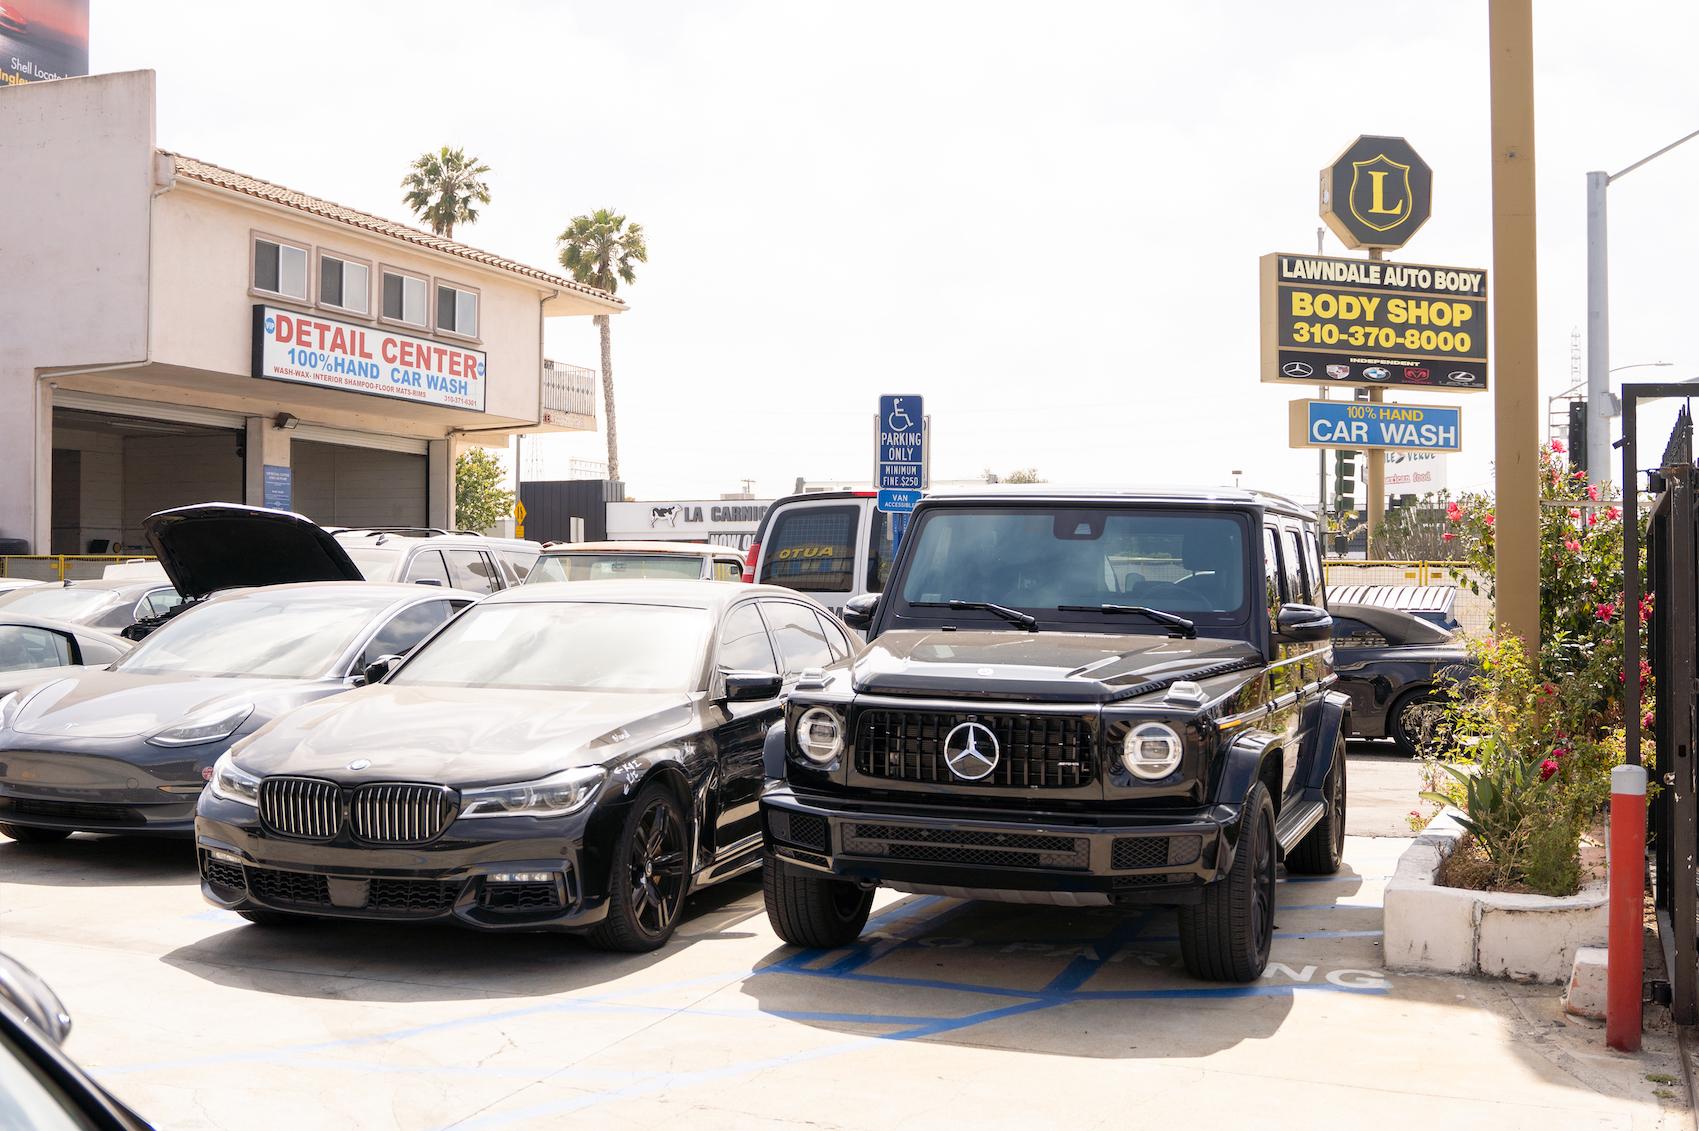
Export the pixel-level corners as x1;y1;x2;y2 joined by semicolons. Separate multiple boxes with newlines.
400;147;492;239
557;210;647;482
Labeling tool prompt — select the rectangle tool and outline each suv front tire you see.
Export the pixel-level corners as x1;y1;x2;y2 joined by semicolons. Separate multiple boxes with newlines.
1178;782;1276;982
763;856;874;949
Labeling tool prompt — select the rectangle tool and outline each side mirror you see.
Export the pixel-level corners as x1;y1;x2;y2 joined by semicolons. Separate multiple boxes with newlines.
358;653;404;686
1275;603;1332;643
0;955;73;1046
413;577;445;587
721;669;783;703
841;593;880;631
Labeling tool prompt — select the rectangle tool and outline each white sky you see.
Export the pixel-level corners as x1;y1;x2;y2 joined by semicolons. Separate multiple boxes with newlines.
93;0;1699;502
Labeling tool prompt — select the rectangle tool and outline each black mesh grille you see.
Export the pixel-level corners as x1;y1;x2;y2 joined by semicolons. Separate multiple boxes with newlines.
258;777;340;841
840;822;1089;870
854;710;1095;788
199;851;245;890
1;797;140;824
1111;837;1170;870
246;867;331;907
368;877;458;913
1112;872;1194;889
776;847;830;868
480;883;562;912
769;810;829;851
350;783;457;845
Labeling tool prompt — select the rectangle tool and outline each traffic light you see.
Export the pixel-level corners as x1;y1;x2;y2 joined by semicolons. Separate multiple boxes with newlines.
1333;449;1358;516
1568;400;1588;475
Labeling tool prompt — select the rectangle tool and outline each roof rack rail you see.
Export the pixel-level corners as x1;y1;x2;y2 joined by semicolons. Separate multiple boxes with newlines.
328;527;452;538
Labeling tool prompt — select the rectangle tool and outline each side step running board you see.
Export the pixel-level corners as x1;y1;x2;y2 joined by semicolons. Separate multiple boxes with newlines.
1274;799;1326;854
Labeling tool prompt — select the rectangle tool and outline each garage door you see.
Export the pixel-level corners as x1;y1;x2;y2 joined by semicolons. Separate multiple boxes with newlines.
291;441;427;530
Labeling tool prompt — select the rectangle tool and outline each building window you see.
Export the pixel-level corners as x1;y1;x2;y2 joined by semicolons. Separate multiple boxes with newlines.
319;253;370;316
254;237;308;301
381;269;428;326
436;283;478;338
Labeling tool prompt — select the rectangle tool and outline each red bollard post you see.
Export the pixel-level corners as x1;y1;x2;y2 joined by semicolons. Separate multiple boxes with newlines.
1607;763;1648;1052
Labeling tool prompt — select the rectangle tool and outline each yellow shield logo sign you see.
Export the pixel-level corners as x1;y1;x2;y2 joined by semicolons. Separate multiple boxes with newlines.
1348;154;1413;233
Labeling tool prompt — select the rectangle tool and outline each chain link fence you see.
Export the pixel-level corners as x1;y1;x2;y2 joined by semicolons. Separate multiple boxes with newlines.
1323;559;1492;637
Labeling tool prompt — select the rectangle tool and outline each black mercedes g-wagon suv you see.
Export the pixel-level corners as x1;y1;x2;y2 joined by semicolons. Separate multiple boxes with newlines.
758;486;1348;982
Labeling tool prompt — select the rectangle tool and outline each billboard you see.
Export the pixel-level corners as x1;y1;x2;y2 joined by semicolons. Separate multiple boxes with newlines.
252;306;487;412
1287;398;1461;452
1260;252;1488;392
0;1;89;86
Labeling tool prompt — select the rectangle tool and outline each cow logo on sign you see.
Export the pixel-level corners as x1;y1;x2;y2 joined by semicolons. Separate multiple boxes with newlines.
1348;154;1413;233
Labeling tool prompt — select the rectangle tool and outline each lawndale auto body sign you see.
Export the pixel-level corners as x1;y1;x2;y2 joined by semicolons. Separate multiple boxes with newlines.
251;306;487;412
1259;253;1488;392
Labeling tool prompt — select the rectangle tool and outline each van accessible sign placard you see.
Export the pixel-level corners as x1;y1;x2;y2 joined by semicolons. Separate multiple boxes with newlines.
1288;398;1461;453
252;306;487;412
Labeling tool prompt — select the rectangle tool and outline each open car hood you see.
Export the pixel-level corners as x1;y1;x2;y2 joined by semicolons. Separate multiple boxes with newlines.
142;503;364;600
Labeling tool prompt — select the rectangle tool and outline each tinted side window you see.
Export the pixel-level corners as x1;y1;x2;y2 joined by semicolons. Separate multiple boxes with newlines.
759;505;859;593
1303;531;1326;607
1330;617;1386;646
404;549;451;586
0;625;73;671
1262;527;1285;606
867;508;894;593
718;603;778;672
713;559;743;582
361;601;453;666
445;549;501;595
1284;529;1310;605
140;588;183;620
762;601;834;673
817;613;854;661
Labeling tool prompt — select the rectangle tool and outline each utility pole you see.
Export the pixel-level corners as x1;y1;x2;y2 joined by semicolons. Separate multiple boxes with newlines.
1316;226;1329;525
1364;247;1386;557
1488;0;1541;650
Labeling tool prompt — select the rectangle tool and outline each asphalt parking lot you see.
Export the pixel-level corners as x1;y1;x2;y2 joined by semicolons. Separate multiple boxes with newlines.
0;749;1685;1130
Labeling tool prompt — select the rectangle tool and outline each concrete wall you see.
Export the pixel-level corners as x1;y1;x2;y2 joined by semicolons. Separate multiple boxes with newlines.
0;70;157;550
51;428;124;553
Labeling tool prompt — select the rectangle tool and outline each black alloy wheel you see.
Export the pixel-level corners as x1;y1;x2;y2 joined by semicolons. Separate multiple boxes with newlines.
1287;735;1346;875
1248;807;1276;963
589;782;690;952
0;824;72;844
1389;690;1446;758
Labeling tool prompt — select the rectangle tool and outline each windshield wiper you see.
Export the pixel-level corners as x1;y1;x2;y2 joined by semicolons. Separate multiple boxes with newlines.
1056;604;1197;637
909;600;1038;631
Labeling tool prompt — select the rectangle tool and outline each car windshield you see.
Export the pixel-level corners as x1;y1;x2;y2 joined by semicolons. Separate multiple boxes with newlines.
343;548;403;581
895;507;1250;626
0;586;124;621
528;554;703;582
390;601;711;692
115;590;398;679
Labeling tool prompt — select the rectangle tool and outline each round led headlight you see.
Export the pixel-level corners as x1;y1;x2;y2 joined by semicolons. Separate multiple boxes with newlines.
1122;722;1184;780
795;707;845;766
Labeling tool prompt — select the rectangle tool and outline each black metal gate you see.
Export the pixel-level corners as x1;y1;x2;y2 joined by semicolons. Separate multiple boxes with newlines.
1626;394;1699;1022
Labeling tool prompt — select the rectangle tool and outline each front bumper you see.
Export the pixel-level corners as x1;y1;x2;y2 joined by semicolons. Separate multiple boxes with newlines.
760;786;1244;906
0;748;211;835
195;793;608;931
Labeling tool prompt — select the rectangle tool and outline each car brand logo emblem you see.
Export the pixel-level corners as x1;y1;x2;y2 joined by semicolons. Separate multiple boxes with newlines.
1280;361;1314;378
1406;368;1431;383
1447;370;1478;385
1325;364;1351;379
347;759;370;771
1363;367;1391;381
943;721;1000;781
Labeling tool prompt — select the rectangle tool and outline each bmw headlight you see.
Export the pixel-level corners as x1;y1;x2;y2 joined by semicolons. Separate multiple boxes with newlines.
795;707;845;766
207;752;260;807
1122;722;1184;780
459;766;606;819
146;702;253;748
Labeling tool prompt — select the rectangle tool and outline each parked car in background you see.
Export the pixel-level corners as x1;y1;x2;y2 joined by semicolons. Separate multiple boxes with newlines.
0;578;43;594
529;541;745;584
746;491;897;614
761;485;1348;983
1327;583;1463;633
0;505;479;844
0;614;129;675
0;577;180;634
1329;603;1473;756
0;953;154;1130
333;528;541;593
197;581;858;951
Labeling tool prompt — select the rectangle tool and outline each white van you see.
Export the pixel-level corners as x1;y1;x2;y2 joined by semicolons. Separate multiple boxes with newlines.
743;491;899;616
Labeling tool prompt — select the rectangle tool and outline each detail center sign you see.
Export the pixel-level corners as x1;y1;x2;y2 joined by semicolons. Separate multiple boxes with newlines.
252;305;487;412
1259;253;1488;392
876;394;925;514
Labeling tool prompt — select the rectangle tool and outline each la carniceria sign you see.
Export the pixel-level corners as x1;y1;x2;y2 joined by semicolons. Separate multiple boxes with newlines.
251;306;487;412
1288;398;1461;452
1259;253;1488;393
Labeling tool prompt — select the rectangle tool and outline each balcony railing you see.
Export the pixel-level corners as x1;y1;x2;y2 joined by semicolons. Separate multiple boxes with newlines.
543;359;597;420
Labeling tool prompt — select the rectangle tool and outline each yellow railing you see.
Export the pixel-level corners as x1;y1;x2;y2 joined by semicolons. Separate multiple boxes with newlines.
1322;559;1460;586
0;555;159;582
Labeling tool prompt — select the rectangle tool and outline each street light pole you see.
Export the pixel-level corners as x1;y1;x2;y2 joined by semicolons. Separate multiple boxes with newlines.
1586;126;1699;484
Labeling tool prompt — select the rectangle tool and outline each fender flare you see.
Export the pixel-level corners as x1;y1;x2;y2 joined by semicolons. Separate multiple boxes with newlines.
1214;728;1281;806
1296;690;1351;793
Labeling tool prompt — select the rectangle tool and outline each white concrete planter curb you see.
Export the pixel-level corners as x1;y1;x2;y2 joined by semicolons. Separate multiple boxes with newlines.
1383;808;1607;983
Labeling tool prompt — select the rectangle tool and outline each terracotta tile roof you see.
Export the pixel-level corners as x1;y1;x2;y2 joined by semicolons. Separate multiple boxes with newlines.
165;152;625;308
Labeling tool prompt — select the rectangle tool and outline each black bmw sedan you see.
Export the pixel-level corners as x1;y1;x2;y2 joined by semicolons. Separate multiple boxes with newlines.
1330;603;1474;756
196;581;859;951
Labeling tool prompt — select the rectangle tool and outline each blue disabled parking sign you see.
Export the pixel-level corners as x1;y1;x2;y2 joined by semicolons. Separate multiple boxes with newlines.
876;395;924;510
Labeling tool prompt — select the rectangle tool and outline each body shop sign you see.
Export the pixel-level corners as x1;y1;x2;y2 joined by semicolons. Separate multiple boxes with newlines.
252;306;487;412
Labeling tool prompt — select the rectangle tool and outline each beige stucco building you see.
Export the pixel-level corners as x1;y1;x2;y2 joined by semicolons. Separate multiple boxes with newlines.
0;69;621;555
